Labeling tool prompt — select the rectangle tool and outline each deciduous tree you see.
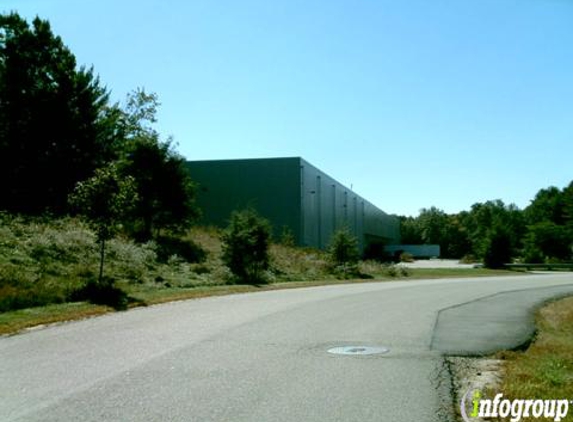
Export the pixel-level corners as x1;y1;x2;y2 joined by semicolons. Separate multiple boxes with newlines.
0;13;112;214
116;89;199;241
68;164;137;283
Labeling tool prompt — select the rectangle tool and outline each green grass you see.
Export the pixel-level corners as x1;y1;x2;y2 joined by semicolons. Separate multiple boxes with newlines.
0;302;111;335
496;296;573;420
406;268;516;278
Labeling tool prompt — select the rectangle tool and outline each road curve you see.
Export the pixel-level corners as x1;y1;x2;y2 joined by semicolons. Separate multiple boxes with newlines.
1;273;572;422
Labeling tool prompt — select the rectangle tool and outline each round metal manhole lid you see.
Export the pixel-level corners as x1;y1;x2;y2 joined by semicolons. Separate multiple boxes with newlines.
327;346;390;356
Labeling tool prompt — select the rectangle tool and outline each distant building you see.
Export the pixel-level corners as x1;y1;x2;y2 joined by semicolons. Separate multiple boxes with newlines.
186;157;400;253
384;244;441;259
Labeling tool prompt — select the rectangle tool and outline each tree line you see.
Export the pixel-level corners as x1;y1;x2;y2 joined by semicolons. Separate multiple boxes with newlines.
0;13;201;289
399;184;573;267
0;13;198;240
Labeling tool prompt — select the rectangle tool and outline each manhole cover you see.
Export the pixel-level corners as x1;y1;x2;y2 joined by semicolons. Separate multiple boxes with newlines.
327;346;390;356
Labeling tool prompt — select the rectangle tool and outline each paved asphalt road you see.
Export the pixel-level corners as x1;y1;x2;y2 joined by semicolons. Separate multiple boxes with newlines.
2;273;573;422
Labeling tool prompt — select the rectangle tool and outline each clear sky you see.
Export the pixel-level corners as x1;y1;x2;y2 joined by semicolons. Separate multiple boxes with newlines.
3;0;572;216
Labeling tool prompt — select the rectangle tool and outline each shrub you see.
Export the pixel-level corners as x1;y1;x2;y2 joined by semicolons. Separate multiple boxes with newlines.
524;222;572;262
70;277;129;310
522;245;544;264
460;254;477;264
483;227;512;269
328;228;360;266
106;239;157;282
0;215;160;311
153;235;206;263
0;281;68;312
387;264;399;277
221;209;271;284
279;226;295;247
270;244;330;281
399;252;414;263
363;241;390;262
328;228;360;278
0;216;93;311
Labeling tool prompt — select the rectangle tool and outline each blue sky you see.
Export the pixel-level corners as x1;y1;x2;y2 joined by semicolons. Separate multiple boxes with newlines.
3;0;572;216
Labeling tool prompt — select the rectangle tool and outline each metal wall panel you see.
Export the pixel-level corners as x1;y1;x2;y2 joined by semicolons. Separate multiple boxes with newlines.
187;157;400;252
299;158;398;251
187;157;302;243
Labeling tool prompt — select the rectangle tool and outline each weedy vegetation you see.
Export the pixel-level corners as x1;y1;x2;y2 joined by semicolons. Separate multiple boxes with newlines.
0;214;516;334
497;296;573;404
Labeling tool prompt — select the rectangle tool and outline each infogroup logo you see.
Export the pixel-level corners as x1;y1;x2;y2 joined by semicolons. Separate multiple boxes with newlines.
460;389;571;422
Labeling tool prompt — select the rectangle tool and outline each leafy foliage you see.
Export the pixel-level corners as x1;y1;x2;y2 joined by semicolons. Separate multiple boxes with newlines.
399;199;537;263
221;209;271;284
564;182;573;229
70;278;129;310
120;137;199;240
116;90;199;241
328;228;360;277
153;235;206;264
0;215;155;312
525;186;568;226
0;15;199;243
523;183;573;262
68;164;137;283
0;13;112;214
417;207;448;245
399;252;414;263
464;200;525;258
399;216;423;244
329;228;360;266
483;226;513;269
363;241;390;262
69;164;137;241
523;222;572;263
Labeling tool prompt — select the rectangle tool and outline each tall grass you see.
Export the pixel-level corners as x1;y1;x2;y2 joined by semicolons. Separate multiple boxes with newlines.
0;215;417;313
498;296;573;402
0;214;517;334
0;214;162;311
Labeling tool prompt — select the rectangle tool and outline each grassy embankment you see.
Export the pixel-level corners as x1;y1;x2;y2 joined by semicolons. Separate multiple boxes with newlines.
496;296;573;417
0;215;514;335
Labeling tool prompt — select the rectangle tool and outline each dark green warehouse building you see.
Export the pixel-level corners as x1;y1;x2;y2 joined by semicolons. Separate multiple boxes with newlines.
187;157;400;252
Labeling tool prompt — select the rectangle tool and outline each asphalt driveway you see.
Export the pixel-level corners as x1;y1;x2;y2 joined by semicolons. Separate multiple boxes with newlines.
1;273;572;422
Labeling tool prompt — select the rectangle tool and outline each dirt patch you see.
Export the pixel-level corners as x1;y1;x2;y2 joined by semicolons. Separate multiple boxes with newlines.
447;356;504;421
